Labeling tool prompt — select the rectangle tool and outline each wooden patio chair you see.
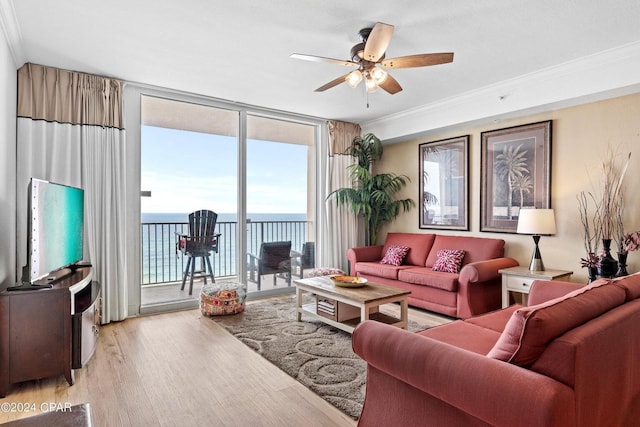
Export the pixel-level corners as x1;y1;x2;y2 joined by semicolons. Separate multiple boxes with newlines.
176;209;221;295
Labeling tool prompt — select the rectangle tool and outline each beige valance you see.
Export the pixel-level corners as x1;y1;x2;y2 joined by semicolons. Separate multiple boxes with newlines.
17;63;123;129
328;120;361;156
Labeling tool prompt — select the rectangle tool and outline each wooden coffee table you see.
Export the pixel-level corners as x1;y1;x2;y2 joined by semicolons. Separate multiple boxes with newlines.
294;276;411;334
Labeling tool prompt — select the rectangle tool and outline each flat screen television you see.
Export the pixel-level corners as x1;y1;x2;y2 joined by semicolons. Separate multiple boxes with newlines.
26;178;85;284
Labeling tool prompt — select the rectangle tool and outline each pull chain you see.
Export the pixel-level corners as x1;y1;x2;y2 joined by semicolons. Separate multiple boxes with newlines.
365;83;370;108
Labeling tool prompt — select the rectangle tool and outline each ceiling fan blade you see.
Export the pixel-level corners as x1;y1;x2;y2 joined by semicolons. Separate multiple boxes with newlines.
290;53;358;67
378;74;402;94
363;22;394;62
382;52;454;69
314;73;350;92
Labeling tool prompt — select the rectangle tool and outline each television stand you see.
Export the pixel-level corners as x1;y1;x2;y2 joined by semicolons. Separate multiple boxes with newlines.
6;283;53;291
69;261;93;272
0;267;100;397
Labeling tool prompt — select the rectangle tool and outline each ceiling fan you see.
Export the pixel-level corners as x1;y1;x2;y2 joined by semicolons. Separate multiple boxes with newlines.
291;22;454;95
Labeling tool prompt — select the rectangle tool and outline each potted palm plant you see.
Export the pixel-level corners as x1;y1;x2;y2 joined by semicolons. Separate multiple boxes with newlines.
328;133;414;245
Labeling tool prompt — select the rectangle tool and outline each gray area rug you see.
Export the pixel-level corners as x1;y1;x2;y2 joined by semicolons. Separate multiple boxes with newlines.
211;296;428;419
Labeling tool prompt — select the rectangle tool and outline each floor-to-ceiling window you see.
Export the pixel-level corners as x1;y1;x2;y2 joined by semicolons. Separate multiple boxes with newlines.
139;96;239;310
245;114;316;295
125;89;320;315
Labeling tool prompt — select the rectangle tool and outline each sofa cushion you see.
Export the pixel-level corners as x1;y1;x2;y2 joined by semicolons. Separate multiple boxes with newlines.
380;245;410;266
425;235;504;268
383;233;435;266
487;278;626;366
418;320;503;355
611;272;640;301
398;268;459;292
465;304;522;333
432;249;466;273
356;261;413;280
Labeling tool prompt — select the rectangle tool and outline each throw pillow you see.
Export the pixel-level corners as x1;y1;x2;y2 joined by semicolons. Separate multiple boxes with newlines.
486;278;625;366
432;249;465;273
611;272;640;301
306;267;345;278
380;245;410;266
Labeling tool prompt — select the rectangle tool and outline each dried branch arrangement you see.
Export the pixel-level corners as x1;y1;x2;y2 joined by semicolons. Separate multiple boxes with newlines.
577;191;599;255
578;147;631;255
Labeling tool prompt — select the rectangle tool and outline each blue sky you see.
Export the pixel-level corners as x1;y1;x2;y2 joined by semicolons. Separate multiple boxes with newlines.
141;126;309;214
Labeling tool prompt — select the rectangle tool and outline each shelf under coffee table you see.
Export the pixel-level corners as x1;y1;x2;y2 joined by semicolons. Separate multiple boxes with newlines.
293;276;411;334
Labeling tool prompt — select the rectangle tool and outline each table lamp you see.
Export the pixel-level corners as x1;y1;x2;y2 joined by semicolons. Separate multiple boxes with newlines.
517;208;556;271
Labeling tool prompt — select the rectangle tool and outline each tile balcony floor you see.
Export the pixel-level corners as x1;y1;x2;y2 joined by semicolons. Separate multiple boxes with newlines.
141;273;294;306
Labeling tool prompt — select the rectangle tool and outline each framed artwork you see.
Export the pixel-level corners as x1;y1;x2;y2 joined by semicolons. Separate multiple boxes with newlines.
480;120;552;233
419;135;469;230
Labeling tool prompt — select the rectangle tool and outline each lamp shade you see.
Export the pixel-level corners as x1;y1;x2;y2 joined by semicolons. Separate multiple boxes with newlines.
365;75;378;92
370;67;388;85
346;70;362;88
517;209;556;235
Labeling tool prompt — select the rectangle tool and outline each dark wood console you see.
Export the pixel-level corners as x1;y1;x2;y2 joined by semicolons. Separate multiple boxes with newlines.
0;267;100;397
72;280;101;369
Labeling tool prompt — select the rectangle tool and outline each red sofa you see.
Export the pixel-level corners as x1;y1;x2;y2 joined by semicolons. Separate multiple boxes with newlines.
352;274;640;427
347;232;519;318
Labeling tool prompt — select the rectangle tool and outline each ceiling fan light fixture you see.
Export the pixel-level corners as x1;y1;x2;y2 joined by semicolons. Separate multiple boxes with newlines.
346;70;363;88
365;76;378;93
370;67;388;85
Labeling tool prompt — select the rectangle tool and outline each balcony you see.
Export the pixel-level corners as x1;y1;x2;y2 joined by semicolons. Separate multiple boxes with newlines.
141;219;311;298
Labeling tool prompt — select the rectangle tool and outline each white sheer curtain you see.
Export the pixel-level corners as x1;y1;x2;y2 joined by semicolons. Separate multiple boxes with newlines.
16;64;128;323
81;126;128;322
321;120;362;273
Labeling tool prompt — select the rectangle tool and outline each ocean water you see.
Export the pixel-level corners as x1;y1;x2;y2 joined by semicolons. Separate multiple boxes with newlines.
141;212;308;285
141;212;306;223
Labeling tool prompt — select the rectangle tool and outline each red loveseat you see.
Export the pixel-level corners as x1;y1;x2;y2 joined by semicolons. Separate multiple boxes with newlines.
347;232;519;318
352;274;640;427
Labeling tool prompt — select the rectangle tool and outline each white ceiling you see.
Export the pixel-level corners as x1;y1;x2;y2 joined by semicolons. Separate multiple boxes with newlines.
3;0;640;131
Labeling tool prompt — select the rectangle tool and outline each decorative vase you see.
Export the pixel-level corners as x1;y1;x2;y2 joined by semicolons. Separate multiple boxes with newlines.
598;239;618;278
587;267;598;283
616;252;629;277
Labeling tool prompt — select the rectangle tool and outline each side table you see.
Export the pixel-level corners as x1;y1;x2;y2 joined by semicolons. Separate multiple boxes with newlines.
499;266;573;308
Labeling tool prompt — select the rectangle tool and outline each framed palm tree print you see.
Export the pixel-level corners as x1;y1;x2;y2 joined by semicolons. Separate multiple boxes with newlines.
480;121;552;233
419;135;469;230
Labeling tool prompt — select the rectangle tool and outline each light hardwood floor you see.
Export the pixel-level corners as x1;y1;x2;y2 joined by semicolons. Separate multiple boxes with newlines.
0;298;451;426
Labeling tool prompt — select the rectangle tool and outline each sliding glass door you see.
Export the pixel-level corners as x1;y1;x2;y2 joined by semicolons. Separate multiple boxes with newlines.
140;96;239;311
245;115;316;295
134;94;319;314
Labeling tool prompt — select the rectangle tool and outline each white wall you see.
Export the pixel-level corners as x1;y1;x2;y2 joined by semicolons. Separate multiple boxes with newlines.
374;93;640;283
0;27;17;288
363;42;640;145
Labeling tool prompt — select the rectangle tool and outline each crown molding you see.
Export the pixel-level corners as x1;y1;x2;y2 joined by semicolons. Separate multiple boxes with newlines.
363;40;640;143
0;0;25;66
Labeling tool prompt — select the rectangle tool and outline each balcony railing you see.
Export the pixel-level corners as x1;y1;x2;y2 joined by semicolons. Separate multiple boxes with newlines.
141;220;311;285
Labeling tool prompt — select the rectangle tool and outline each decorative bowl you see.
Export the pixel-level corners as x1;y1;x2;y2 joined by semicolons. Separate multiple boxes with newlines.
329;275;368;288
